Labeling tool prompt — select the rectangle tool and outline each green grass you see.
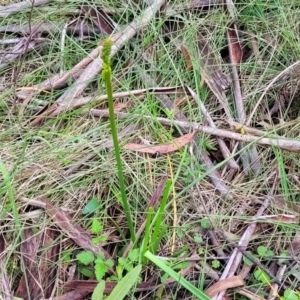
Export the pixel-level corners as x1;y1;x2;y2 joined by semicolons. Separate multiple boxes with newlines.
1;0;300;299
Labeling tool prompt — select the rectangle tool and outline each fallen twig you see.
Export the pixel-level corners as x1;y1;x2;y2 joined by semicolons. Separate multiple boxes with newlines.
0;0;52;17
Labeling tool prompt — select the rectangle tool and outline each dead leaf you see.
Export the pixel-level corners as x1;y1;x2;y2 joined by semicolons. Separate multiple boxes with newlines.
180;45;193;71
251;214;298;224
227;25;242;64
27;196;112;261
81;5;114;35
205;275;245;297
113;101;132;112
15;227;59;299
124;132;196;154
148;177;168;208
287;231;300;256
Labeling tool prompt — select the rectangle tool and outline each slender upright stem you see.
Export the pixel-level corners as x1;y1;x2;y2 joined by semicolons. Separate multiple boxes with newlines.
101;39;136;243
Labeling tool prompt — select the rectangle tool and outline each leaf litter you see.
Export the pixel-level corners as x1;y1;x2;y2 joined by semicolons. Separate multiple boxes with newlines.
1;0;300;299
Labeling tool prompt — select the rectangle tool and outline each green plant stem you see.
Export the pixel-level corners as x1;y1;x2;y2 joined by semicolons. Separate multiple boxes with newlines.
101;40;136;243
142;207;153;264
151;179;171;253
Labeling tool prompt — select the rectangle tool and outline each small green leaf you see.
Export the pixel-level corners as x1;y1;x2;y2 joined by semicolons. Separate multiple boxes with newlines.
106;265;142;300
211;260;220;269
95;253;105;263
172;261;190;270
62;250;72;262
257;246;274;257
105;259;114;268
83;198;101;214
108;276;119;281
194;234;203;243
243;251;255;266
254;269;270;284
118;257;126;266
116;264;123;280
91;219;103;234
128;248;140;262
79;267;94;278
283;289;300;300
92;280;105;300
92;236;107;245
95;263;107;281
279;250;289;264
198;247;205;255
77;251;95;265
200;218;211;229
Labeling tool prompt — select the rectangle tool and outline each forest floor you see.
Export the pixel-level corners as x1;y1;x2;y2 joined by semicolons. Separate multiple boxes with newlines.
0;0;300;299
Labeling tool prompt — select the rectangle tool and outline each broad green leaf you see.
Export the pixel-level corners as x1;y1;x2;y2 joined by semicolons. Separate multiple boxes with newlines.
92;280;105;300
77;251;94;265
106;264;142;300
144;251;211;300
83;198;101;214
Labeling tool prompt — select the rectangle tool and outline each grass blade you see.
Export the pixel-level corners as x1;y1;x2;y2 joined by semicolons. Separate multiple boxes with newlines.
151;179;172;253
106;264;142;300
92;280;105;300
144;251;211;300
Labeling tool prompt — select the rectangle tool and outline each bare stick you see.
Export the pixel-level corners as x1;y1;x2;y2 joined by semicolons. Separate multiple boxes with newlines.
0;0;51;17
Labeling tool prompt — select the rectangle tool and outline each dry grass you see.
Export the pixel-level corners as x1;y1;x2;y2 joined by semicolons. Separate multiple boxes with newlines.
1;0;300;299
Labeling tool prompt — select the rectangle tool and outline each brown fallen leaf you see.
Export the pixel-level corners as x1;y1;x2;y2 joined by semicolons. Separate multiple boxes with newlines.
26;196;112;260
81;5;114;35
205;275;245;297
15;227;59;299
180;44;193;71
124;132;196;154
287;231;300;256
113;101;132;112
